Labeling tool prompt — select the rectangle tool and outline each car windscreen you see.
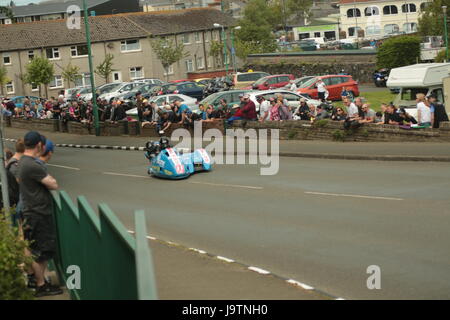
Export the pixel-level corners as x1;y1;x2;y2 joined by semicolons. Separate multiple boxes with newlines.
253;77;269;86
200;92;220;105
99;83;121;94
299;77;318;88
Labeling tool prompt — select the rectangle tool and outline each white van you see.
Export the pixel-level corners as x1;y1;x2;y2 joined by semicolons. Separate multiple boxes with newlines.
387;63;450;118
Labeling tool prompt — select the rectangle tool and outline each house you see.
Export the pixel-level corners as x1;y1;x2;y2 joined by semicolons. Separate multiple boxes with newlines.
0;0;141;25
0;8;236;97
338;0;432;39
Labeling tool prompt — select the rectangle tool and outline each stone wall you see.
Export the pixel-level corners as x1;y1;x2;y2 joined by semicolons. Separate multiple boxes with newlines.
8;118;450;142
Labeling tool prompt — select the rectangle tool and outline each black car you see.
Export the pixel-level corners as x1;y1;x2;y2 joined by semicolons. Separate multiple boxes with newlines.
166;82;204;100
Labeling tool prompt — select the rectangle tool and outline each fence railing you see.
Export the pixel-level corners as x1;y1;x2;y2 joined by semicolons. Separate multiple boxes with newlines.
52;190;157;300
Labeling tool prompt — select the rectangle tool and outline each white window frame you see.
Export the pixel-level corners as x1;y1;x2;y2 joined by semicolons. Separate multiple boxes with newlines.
194;32;201;43
196;56;204;70
70;45;88;58
28;50;35;61
130;67;144;80
182;33;190;45
47;47;60;60
185;59;194;72
112;71;122;82
120;39;141;52
6;81;14;94
163;65;174;76
3;53;11;65
31;83;39;92
49;75;64;89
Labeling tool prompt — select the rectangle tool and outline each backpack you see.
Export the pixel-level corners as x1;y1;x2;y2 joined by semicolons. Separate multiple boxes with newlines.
4;159;20;206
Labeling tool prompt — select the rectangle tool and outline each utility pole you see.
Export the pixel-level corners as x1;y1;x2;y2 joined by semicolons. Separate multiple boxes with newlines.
83;0;100;136
0;109;10;217
443;6;449;61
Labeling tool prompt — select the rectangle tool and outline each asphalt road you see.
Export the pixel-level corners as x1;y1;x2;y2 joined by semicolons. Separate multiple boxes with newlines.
18;145;450;300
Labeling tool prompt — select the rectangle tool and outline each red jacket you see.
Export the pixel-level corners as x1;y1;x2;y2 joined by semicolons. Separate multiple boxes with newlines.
241;100;257;120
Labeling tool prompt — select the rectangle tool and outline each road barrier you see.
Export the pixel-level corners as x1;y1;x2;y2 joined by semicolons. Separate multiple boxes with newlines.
52;191;157;300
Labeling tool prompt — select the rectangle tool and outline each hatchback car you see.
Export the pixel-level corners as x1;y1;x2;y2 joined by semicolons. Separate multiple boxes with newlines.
126;94;198;117
297;75;359;101
247;90;321;112
245;74;295;90
198;90;256;110
231;71;270;89
166;82;204;100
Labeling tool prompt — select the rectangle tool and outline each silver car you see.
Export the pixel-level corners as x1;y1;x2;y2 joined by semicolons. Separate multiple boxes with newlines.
247;89;321;112
126;94;199;116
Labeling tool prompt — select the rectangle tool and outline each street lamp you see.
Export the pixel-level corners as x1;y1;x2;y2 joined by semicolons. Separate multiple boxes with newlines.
230;26;241;73
443;6;449;61
213;23;228;74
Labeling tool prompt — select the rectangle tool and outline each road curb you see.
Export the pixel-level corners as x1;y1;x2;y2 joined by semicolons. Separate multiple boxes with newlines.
5;138;450;162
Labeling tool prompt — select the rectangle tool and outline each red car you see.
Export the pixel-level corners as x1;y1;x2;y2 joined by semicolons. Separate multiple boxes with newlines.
297;75;359;101
170;79;190;83
244;74;295;90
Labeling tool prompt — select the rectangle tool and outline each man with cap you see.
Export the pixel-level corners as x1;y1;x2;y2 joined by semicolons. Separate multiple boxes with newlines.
241;93;257;121
18;131;62;297
38;139;55;164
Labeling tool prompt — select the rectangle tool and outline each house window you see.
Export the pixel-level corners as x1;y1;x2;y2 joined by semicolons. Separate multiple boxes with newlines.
70;45;88;57
194;32;201;43
6;81;14;94
130;67;144;80
28;50;35;61
46;47;60;59
383;5;398;15
366;25;381;36
163;65;174;76
185;59;194;72
31;83;39;91
314;32;321;38
365;6;380;16
120;39;141;52
182;33;190;44
403;23;418;33
196;56;204;69
3;53;11;65
384;24;400;35
49;75;63;88
74;73;91;87
402;3;416;13
204;32;209;42
348;27;361;37
347;8;361;18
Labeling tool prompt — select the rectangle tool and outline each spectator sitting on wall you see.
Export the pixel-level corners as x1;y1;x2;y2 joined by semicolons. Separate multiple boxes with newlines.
315;104;330;120
241;94;258;121
359;103;376;124
374;112;383;124
427;94;449;128
398;108;417;125
294;98;309;121
112;100;127;123
258;96;271;122
157;110;174;135
416;93;432;127
343;98;359;119
331;107;347;122
384;104;403;125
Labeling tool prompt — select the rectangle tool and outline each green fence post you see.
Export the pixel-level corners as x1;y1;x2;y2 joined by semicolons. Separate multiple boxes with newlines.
134;210;158;300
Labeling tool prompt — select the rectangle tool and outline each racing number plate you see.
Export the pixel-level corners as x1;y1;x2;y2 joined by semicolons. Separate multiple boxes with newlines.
167;148;185;174
198;149;210;164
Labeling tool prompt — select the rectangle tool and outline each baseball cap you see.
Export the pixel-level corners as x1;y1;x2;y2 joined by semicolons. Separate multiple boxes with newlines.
243;94;250;99
43;139;54;156
238;93;244;98
24;131;45;148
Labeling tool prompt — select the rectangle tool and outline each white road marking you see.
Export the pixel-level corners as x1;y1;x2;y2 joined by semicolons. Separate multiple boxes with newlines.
286;279;314;290
336;298;345;300
305;191;403;201
189;248;207;254
188;181;263;190
217;256;235;263
47;164;81;171
103;172;148;179
248;266;271;275
146;236;156;240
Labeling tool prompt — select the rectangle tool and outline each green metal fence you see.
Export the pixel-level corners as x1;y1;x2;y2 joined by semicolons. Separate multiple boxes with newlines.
52;190;157;300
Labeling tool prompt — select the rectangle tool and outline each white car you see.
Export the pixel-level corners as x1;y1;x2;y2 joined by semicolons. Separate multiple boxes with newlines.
247;89;321;112
132;78;164;85
99;82;140;102
126;94;199;116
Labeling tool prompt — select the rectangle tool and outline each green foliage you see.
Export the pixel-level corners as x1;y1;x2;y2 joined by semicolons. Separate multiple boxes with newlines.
313;119;329;128
95;54;116;83
418;0;450;37
376;36;421;69
287;129;298;140
235;0;278;60
434;49;447;62
0;66;10;96
332;129;346;142
150;37;188;80
23;56;54;89
209;40;223;63
0;6;13;19
62;63;81;88
286;0;313;20
0;211;34;300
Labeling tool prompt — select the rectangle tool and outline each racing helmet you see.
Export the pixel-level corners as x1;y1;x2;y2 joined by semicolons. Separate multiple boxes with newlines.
159;137;171;150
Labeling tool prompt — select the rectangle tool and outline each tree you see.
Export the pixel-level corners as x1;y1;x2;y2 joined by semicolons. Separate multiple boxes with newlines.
62;63;81;88
23;56;54;98
376;36;421;69
418;0;450;37
0;6;13;19
149;37;188;81
0;66;9;96
209;40;224;67
95;54;116;84
235;0;278;61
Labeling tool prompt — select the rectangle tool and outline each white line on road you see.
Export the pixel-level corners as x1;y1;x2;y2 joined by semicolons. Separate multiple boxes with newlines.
305;191;403;201
189;248;207;254
103;172;149;179
188;181;263;190
217;256;235;263
286;279;314;290
248;266;271;275
47;164;81;171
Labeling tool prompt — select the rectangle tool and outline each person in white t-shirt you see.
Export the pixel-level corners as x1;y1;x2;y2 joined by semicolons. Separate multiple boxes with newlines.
343;98;359;118
289;80;298;92
257;96;271;122
416;93;431;126
316;79;328;102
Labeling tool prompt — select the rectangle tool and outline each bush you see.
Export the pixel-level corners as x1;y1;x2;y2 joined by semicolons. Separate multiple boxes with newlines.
313;119;329;128
0;211;34;300
332;129;346;141
376;36;421;69
434;49;447;63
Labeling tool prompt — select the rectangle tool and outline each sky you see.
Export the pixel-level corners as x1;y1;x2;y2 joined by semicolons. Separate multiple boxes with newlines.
2;0;46;5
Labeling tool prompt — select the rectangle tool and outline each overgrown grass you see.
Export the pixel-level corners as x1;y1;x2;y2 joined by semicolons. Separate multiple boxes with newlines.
335;90;397;112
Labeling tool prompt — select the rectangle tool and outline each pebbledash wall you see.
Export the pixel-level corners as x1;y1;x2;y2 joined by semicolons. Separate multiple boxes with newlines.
7;118;450;142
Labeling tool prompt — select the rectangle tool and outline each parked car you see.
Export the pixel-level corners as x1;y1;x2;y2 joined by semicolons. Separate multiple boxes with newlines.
199;90;256;110
116;83;159;103
77;87;93;101
132;78;164;85
283;76;316;90
373;68;390;87
99;82;140;101
247;90;321;112
126;94;198;116
230;71;270;89
64;86;87;100
165;82;204;100
169;79;190;83
8;96;41;108
194;78;212;87
297;75;360;101
244;74;295;90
